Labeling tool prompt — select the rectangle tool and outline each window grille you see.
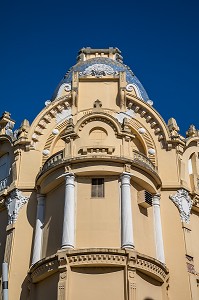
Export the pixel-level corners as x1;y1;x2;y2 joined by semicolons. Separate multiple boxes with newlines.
137;190;153;208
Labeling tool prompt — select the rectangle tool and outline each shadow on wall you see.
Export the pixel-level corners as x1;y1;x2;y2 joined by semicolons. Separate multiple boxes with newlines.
26;190;37;266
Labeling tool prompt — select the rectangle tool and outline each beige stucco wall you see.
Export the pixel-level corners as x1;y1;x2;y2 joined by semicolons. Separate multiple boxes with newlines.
136;270;163;300
78;81;120;111
76;176;120;248
161;191;191;300
190;211;199;273
35;272;59;299
42;184;65;257
70;267;125;300
132;183;156;258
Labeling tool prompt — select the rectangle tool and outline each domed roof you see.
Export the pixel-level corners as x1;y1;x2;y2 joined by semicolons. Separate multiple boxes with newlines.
52;49;149;101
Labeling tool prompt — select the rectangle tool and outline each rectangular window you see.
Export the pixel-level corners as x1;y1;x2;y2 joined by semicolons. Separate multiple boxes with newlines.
91;178;104;198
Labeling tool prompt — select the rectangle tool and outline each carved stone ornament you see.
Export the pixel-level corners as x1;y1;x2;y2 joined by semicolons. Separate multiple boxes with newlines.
169;189;193;223
5;189;29;225
126;83;134;92
79;64;119;78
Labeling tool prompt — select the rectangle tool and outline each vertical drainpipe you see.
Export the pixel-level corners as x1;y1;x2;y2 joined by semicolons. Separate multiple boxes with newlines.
2;261;8;300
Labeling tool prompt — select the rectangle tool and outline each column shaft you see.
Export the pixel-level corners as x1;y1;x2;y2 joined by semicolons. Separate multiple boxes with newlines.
32;194;45;265
121;173;134;248
62;173;75;249
153;194;165;263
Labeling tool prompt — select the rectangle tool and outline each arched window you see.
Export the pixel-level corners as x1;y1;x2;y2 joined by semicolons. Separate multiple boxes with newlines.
0;153;10;191
188;154;194;175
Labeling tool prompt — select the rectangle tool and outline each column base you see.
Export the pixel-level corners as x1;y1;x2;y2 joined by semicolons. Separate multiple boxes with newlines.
122;244;134;249
61;245;74;250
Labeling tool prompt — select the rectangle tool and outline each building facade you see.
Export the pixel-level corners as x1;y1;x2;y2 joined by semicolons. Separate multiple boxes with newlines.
0;47;199;299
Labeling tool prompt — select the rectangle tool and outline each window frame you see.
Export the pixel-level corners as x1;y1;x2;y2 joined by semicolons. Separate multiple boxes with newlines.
91;178;105;198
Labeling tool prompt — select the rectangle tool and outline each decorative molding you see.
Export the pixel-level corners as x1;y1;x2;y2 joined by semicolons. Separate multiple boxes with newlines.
5;189;29;224
42;151;64;172
31;258;59;283
78;115;119;135
79;145;115;155
79;64;119;78
126;96;169;146
68;253;127;266
136;257;167;282
30;96;71;147
169;189;193;223
128;118;156;166
126;84;134;92
29;249;168;286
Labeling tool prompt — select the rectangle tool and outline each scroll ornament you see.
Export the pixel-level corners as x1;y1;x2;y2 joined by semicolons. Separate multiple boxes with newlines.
169;189;193;223
5;189;29;224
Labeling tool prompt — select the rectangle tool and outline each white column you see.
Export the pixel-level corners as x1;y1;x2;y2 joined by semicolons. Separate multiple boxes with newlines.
153;194;165;263
2;261;8;300
120;173;134;249
62;173;75;249
32;194;45;265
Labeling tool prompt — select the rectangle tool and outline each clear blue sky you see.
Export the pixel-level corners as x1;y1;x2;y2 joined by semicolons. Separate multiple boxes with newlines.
0;0;199;136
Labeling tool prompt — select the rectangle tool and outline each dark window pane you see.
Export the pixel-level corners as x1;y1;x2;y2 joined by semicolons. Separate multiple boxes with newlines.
91;178;104;197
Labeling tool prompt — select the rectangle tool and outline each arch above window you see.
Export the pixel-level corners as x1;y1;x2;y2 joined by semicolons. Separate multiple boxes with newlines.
89;127;108;141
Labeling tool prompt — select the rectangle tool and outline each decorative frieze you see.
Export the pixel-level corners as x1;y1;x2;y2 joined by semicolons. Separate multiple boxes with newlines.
5;189;29;224
68;253;126;266
169;189;193;223
136;257;167;282
79;64;119;78
79;145;115;155
29;249;168;286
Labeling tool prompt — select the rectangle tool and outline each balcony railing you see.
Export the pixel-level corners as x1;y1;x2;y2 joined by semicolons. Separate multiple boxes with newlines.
40;149;157;176
133;150;156;172
42;150;64;172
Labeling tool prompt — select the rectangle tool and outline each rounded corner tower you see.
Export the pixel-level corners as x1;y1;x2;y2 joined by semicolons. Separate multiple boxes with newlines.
0;47;199;300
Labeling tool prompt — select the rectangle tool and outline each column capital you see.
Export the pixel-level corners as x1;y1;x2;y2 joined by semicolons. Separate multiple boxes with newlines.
64;172;75;178
121;172;133;177
152;193;161;206
120;172;133;183
37;194;45;206
64;173;75;186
